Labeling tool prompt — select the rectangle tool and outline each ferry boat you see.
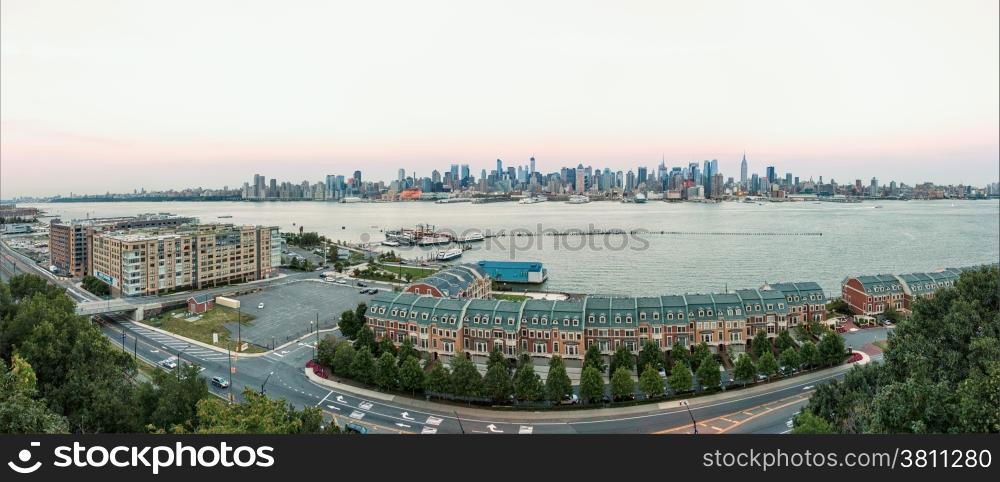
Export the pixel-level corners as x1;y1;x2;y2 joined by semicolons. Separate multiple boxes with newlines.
566;195;591;204
519;196;547;204
339;197;364;203
418;236;451;246
381;240;401;247
217;215;233;218
458;232;484;242
435;247;463;261
435;198;471;204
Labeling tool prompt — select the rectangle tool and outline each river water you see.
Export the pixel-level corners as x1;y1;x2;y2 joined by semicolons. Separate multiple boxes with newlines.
25;199;1000;297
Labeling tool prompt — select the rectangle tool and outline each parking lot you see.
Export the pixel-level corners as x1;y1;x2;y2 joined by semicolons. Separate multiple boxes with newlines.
226;279;376;348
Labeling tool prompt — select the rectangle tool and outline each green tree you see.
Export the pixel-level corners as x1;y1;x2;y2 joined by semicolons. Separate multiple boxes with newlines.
397;338;420;366
338;310;360;339
799;341;820;369
732;353;756;385
331;342;355;377
374;352;398;390
583;343;606;373
758;351;779;380
377;336;397;358
449;354;483;397
792;411;835;434
780;347;800;372
424;360;451;394
826;298;851;316
882;305;899;323
637;341;663;373
610;367;635;401
774;329;796;352
487;348;507;370
196;388;332;434
316;336;338;367
545;355;573;402
670;341;690;367
354;303;368;327
353;325;376;353
668;360;693;393
751;330;771;358
350;346;376;384
397;356;423;394
483;362;513;403
0;355;68;434
638;364;665;399
579;365;605;403
696;356;721;390
513;357;544;402
818;332;846;366
690;342;711;371
134;364;210;433
608;345;635;376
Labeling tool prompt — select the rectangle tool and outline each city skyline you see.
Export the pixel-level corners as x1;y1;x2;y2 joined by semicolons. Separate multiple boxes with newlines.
2;0;999;197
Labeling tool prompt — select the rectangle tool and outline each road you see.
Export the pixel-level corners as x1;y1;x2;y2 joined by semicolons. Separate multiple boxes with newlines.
4;235;884;434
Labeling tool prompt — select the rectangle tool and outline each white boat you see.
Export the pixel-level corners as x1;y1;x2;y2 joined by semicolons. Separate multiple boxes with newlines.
435;247;462;261
566;195;591;204
418;236;451;246
381;240;401;247
458;232;484;242
519;196;547;204
435;198;471;204
339;197;364;203
634;193;647;203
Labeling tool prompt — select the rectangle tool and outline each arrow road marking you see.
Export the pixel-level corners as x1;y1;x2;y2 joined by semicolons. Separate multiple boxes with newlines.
336;395;346;403
395;423;411;428
401;412;414;420
425;416;443;426
518;426;533;434
487;424;503;433
803;385;814;390
421;427;437;434
327;405;340;411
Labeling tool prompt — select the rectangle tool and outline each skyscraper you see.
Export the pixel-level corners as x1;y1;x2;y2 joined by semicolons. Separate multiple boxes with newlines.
740;153;748;187
766;166;776;184
496;158;503;177
529;156;536;175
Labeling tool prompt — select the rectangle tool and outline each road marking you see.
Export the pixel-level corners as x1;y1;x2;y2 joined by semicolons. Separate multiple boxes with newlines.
420;427;437;434
395;423;411;428
349;411;365;420
315;390;334;407
336;395;346;403
425;416;443;426
486;424;503;433
518;426;533;434
358;401;373;411
327;405;340;411
803;385;813;390
401;411;414;420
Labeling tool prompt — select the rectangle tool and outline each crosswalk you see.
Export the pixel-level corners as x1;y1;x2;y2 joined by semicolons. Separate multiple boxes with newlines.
125;322;232;362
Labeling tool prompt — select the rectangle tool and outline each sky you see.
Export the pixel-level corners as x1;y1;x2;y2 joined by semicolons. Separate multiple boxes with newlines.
2;0;998;198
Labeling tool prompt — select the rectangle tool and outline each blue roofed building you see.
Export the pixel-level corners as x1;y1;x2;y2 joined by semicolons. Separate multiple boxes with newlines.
476;260;548;284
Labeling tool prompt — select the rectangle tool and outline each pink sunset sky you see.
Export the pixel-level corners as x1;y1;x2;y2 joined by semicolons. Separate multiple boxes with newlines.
2;0;998;197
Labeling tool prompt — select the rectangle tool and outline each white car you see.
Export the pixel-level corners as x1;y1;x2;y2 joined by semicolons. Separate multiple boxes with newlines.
257;302;265;309
336;279;347;285
159;359;178;370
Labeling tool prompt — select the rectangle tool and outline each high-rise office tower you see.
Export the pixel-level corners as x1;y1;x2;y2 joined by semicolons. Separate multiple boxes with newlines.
740;153;748;187
766;166;776;184
529;156;536;175
496;159;503;177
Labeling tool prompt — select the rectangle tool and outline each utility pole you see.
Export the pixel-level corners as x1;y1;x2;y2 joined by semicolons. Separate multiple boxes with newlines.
227;344;234;403
315;313;320;359
261;371;274;395
133;336;138;360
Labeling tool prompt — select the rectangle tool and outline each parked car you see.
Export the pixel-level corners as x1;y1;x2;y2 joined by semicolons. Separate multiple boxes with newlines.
211;376;230;388
257;302;265;309
336;279;347;284
356;281;368;287
344;423;368;434
558;393;580;405
159;359;178;370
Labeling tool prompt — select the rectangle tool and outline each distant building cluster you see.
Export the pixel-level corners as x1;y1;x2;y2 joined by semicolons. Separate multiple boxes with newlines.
239;155;1000;203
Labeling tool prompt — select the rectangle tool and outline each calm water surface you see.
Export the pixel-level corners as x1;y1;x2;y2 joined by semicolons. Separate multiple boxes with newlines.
26;200;1000;296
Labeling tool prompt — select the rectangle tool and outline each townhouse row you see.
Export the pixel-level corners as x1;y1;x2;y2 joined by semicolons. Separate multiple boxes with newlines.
365;281;827;360
839;266;992;317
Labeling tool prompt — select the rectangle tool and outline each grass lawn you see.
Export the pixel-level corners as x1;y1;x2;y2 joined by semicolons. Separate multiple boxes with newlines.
493;293;530;302
873;340;889;351
370;263;438;280
141;306;264;353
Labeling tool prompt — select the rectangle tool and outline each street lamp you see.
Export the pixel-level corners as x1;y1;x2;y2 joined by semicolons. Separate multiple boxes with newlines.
680;400;698;434
261;371;274;395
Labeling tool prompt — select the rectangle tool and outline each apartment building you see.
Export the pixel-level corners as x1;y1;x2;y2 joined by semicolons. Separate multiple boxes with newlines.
48;214;196;277
841;267;966;316
90;223;280;296
403;264;491;299
365;283;826;360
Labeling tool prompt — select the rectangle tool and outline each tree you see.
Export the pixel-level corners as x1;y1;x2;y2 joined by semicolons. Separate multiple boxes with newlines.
751;330;771;358
732;353;756;385
377;336;397;358
81;275;111;297
350;346;376;384
449;354;483;397
882;305;900;323
637;341;663;374
758;351;779;380
513;357;544;402
398;356;424;394
826;298;851;316
338;310;360;339
487;348;507;371
0;356;68;434
354;303;368;327
316;336;338;367
800;341;820;369
579;365;605;403
353;325;376;353
670;341;690;367
331;342;355;377
690;342;711;371
792;411;835;434
424;360;451;394
397;338;420;366
196;388;331;434
608;345;635;376
639;364;665;399
483;362;513;403
696;356;721;390
374;352;398;390
134;364;211;433
780;347;800;371
818;332;846;366
583;344;606;373
668;360;693;393
610;367;635;401
774;329;796;353
545;355;573;402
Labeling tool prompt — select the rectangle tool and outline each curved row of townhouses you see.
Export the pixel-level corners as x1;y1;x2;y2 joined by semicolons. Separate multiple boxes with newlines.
365;281;827;360
840;267;972;317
